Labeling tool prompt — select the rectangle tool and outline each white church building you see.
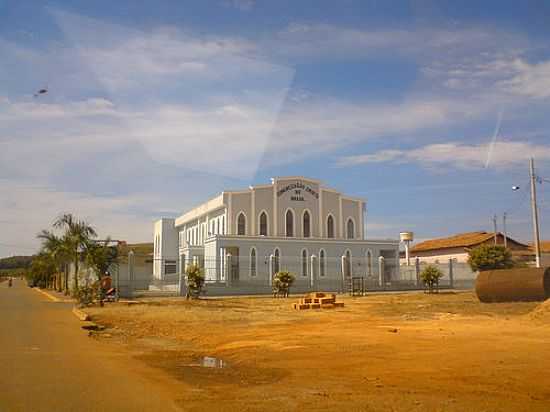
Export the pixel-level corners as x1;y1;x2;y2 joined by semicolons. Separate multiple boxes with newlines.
153;176;399;294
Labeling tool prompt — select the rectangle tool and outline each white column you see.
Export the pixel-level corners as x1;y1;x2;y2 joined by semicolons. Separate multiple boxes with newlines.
359;201;364;240
341;255;347;293
310;255;317;289
225;253;232;286
273;184;278;236
227;194;233;235
318;190;323;238
378;256;385;287
339;196;344;238
251;187;256;235
269;254;275;286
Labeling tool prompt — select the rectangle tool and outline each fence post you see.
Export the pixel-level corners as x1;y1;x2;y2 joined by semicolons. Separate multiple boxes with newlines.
448;258;454;289
128;250;134;299
310;255;317;290
340;255;347;293
115;262;120;301
268;254;274;287
415;257;420;286
225;253;232;287
178;256;187;297
378;256;385;287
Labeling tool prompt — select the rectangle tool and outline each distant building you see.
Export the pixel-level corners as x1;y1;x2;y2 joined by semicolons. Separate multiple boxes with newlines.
406;231;531;264
68;242;153;294
153;176;400;293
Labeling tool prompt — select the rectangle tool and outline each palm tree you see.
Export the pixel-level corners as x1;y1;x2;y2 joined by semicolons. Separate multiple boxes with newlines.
84;237;118;280
53;214;97;291
37;229;71;291
29;252;57;288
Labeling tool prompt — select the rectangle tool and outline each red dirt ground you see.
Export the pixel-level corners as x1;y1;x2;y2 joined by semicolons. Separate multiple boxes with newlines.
85;291;550;411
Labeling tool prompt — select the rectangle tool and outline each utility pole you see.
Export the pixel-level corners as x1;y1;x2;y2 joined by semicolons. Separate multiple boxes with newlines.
503;212;507;248
492;214;498;245
529;158;541;268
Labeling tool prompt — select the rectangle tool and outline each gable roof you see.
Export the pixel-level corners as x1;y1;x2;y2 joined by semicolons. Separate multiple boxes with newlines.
410;231;527;253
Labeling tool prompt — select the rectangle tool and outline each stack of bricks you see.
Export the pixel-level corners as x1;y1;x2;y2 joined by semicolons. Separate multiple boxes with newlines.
293;292;344;310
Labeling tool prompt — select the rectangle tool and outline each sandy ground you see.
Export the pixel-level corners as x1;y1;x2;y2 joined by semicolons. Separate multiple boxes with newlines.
85;291;550;412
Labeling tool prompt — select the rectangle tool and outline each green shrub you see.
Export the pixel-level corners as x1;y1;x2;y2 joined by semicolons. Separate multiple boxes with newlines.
186;264;205;299
73;283;101;307
420;265;444;293
468;245;514;272
272;271;295;298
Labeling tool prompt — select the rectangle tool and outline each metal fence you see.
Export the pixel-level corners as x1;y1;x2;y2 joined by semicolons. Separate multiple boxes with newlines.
398;259;478;290
113;253;477;299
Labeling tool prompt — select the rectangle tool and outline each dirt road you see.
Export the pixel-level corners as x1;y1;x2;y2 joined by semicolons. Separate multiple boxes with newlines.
0;279;182;412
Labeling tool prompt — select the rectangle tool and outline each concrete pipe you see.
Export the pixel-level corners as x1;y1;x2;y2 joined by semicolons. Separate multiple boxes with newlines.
475;267;550;303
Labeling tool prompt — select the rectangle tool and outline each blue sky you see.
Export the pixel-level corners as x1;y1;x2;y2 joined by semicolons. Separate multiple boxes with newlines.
1;0;550;256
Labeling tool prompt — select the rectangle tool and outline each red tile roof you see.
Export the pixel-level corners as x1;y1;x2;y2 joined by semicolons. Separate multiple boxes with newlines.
410;231;527;253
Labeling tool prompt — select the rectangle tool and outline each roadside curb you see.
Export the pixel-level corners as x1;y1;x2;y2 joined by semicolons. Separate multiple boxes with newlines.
72;307;90;321
35;287;60;302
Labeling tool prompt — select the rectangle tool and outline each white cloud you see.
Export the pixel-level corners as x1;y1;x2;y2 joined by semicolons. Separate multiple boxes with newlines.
0;92;493;183
0;180;152;256
499;59;550;98
51;10;264;93
271;23;527;61
338;141;550;169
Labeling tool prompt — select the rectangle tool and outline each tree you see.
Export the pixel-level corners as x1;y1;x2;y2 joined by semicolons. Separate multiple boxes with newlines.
185;264;205;299
420;265;444;294
272;271;295;298
53;214;97;291
468;245;514;272
28;253;57;288
37;229;71;291
84;238;118;280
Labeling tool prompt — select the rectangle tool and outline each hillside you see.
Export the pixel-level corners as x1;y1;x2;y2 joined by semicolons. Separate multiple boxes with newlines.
0;255;34;270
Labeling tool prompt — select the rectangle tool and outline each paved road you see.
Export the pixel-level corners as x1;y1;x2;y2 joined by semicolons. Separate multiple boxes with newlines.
0;279;181;412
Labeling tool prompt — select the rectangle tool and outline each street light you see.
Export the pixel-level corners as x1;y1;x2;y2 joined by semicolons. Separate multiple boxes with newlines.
513;159;542;268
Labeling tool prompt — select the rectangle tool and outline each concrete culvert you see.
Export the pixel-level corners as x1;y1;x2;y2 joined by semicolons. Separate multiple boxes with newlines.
476;267;550;303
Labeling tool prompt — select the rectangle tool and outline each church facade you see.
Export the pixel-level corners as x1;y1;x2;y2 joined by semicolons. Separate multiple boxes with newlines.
153;176;399;293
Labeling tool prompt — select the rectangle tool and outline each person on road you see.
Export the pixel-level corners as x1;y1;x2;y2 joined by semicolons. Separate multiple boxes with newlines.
8;277;12;287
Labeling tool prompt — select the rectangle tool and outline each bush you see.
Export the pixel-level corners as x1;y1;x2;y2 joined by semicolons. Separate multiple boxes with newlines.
186;264;205;299
420;265;444;293
272;271;295;298
73;283;101;307
468;245;514;272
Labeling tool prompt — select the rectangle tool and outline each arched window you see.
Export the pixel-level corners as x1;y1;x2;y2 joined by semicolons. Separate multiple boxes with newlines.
237;212;246;235
327;215;335;238
347;218;355;239
274;248;280;274
319;249;326;277
301;249;308;277
259;211;268;236
250;248;257;277
286;209;294;237
366;250;373;277
303;210;311;238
